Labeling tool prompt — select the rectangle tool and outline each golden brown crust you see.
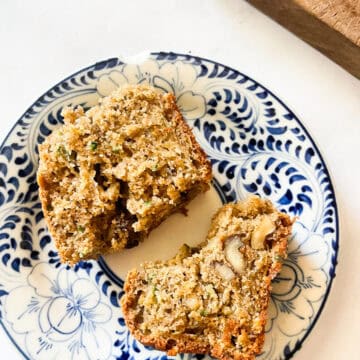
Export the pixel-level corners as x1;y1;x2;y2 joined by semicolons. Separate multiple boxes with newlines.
121;196;293;360
37;85;212;265
167;93;211;183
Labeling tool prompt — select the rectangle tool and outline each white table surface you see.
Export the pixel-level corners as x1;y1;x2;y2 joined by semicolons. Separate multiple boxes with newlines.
0;0;359;359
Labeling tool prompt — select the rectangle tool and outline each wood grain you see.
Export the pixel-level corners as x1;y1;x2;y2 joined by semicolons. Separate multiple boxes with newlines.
248;0;360;78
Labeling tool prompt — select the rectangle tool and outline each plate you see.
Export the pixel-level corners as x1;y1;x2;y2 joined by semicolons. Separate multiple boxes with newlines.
0;52;338;360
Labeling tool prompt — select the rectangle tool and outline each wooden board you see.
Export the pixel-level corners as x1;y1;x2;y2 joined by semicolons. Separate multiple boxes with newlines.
248;0;360;79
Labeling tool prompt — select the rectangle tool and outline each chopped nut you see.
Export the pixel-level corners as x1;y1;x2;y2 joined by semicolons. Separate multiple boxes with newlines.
224;235;246;275
215;262;235;281
251;216;275;250
186;294;201;310
112;161;127;179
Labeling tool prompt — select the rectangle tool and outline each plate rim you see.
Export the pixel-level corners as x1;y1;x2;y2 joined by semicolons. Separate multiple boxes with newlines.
0;51;339;360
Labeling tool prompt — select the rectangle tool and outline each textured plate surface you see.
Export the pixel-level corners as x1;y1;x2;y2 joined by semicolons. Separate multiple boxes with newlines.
0;52;338;360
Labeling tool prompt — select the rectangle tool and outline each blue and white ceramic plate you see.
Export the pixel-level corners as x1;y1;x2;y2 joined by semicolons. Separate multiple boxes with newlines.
0;52;338;360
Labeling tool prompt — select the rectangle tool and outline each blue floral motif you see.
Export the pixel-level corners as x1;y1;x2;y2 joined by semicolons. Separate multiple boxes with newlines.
265;222;328;335
4;263;113;360
0;52;338;360
96;60;207;119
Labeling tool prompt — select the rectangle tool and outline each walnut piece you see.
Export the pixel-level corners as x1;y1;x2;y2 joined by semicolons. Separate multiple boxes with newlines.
215;262;235;281
224;235;246;275
251;216;275;250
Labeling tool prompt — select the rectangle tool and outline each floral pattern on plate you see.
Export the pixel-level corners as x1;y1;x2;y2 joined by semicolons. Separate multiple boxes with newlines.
0;52;338;360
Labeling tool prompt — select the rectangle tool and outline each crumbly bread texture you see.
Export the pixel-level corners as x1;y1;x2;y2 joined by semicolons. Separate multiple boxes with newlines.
121;196;293;360
37;84;212;265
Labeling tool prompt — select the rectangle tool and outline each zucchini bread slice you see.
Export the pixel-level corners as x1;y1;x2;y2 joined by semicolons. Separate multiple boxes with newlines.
37;84;212;265
121;196;292;360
